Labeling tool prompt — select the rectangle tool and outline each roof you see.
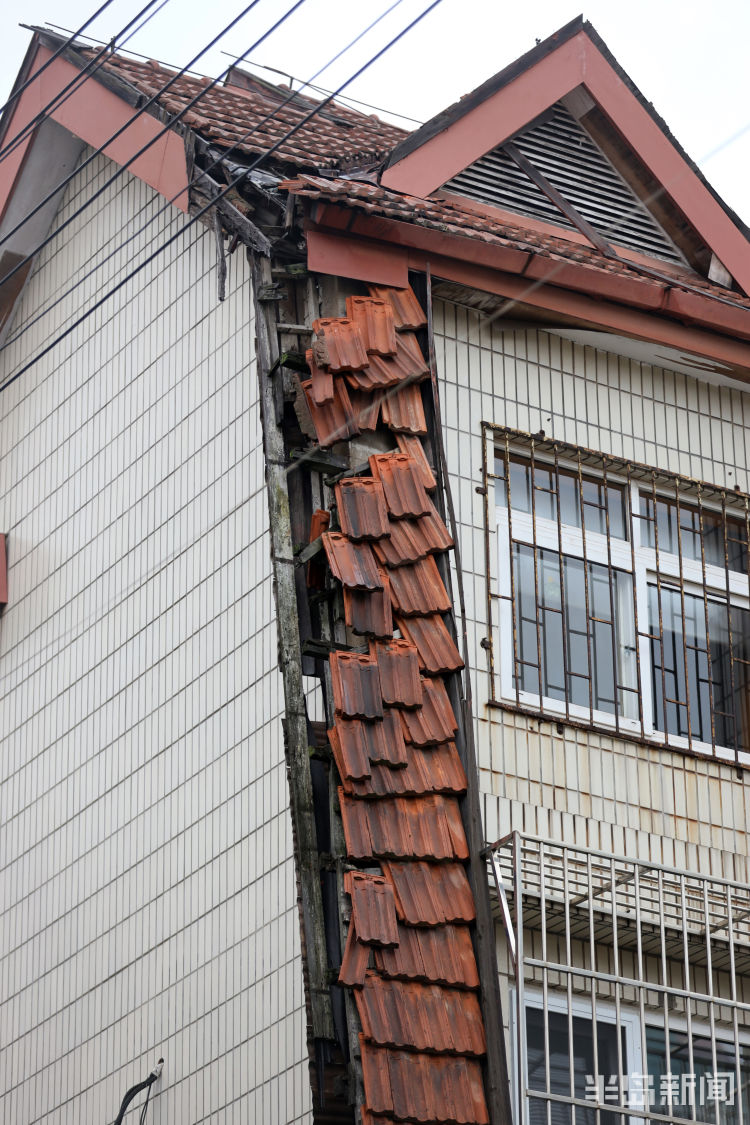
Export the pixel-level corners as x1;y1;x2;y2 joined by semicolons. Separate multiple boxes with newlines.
78;45;406;171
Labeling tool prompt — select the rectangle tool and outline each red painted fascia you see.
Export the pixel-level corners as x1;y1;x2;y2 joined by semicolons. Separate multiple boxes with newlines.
381;29;750;295
305;217;750;374
0;44;189;225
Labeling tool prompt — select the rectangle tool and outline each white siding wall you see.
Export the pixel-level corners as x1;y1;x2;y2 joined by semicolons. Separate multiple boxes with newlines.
434;298;750;883
0;152;311;1123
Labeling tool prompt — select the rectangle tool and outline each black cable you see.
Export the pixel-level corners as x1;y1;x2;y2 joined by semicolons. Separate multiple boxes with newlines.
0;0;304;287
0;0;445;395
0;0;118;123
0;0;406;355
0;0;166;165
113;1060;162;1125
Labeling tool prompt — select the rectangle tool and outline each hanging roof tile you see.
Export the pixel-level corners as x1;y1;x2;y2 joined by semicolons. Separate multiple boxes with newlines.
360;1041;489;1124
301;376;360;446
322;532;382;590
387;555;452;616
312;317;370;372
395;434;437;492
373;505;454;567
306;508;330;588
382;861;476;925
371;639;423;708
357;974;486;1055
305;347;334;405
335;716;407;771
381;381;429;435
370;452;432;519
331;652;384;719
374;923;480;989
339;792;469;861
368;284;428;331
339;929;371;988
340;740;467;799
345;871;399;946
349;387;383;430
345;296;398;356
377;708;410;767
335;477;390;540
329;722;371;782
395;614;464;675
400;677;458;746
345;355;404;392
343;581;394;638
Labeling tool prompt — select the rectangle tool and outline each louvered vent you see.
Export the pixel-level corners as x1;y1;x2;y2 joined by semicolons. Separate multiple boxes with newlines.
444;103;685;265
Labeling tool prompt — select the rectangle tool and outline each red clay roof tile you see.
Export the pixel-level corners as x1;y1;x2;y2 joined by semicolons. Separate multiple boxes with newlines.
356;974;485;1055
349;387;383;431
306;508;330;588
334;716;398;772
400;678;458;746
323;532;382;590
305;347;334;405
374;923;479;989
381;381;428;435
371;639;423;708
345;871;399;946
351;332;430;392
301;376;360;447
396;434;437;492
339;793;469;861
346;296;398;356
370;452;432;519
377;708;409;767
339;927;371;988
331;652;384;719
373;507;454;568
360;1042;489;1124
345;356;404;392
343;581;394;638
369;284;428;331
395;614;464;676
395;331;430;379
335;478;390;540
313;318;369;372
382;862;476;925
341;741;466;799
388;555;452;616
329;722;371;782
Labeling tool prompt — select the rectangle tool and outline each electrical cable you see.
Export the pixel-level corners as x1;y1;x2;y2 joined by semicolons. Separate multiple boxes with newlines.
0;0;408;357
0;0;167;165
0;0;285;255
0;0;119;122
113;1059;163;1125
0;0;445;395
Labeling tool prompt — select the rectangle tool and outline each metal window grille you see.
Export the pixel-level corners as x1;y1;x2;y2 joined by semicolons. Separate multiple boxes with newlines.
481;424;750;769
488;832;750;1125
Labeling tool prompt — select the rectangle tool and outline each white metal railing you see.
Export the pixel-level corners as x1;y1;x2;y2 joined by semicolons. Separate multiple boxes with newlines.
487;833;750;1125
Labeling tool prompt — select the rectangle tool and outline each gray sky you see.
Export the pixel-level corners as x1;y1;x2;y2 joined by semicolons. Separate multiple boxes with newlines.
1;0;749;221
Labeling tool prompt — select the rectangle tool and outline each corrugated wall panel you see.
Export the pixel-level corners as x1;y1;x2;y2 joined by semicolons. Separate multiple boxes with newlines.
0;152;311;1123
433;298;750;883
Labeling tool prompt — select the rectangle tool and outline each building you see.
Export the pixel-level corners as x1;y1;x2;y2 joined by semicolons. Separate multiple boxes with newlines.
2;16;750;1125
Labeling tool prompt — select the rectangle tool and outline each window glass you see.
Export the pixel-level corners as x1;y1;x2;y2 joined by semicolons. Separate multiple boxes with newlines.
649;586;750;753
514;545;637;717
495;454;627;539
646;1027;750;1125
639;493;748;573
526;1007;626;1125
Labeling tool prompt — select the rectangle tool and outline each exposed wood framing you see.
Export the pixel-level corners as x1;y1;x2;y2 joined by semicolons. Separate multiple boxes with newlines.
195;170;271;255
250;250;333;1043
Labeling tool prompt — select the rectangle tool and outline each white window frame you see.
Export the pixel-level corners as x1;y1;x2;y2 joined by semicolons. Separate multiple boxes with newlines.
495;452;750;767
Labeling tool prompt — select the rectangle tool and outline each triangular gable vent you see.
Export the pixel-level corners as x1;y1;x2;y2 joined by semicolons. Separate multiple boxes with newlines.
444;102;686;266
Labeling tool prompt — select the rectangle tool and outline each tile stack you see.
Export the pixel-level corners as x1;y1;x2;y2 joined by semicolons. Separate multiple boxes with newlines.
308;287;489;1125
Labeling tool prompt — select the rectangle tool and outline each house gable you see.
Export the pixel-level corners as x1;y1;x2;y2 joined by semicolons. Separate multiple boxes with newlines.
381;19;750;294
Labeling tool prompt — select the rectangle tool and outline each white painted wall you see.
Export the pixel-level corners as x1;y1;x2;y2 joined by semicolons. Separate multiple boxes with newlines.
0;151;311;1123
433;298;750;883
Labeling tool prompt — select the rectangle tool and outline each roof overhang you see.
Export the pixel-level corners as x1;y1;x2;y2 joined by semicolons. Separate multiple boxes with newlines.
302;210;750;384
380;21;750;295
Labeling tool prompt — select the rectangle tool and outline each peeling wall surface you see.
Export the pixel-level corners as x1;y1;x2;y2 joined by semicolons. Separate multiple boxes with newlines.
0;152;310;1124
433;298;750;879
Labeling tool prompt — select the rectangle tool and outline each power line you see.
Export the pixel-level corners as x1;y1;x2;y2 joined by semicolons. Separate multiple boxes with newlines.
0;0;167;165
0;0;287;260
0;0;409;358
0;1;118;123
0;0;445;396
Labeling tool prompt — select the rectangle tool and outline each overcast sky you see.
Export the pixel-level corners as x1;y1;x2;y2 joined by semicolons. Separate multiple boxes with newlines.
1;0;748;221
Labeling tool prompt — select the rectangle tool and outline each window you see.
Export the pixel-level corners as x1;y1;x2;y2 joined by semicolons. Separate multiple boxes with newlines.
486;428;750;766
